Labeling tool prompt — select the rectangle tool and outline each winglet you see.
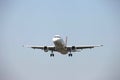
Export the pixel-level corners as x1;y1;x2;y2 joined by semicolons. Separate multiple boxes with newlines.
97;45;103;47
94;45;103;47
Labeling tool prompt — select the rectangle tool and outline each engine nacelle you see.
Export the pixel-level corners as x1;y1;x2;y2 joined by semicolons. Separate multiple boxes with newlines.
44;46;48;52
71;46;76;51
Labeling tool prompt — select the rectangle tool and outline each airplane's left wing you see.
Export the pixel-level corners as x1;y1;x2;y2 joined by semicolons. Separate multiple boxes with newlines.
67;45;103;52
75;45;103;49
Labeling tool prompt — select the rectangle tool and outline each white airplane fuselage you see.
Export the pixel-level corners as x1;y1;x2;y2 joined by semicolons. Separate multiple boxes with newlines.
52;36;68;54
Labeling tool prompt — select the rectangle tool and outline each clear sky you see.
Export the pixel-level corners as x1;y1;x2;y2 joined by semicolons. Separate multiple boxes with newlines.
1;0;120;80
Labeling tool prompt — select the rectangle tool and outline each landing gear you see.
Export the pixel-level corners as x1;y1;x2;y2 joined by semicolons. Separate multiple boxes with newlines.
68;53;72;57
50;54;54;57
50;50;54;57
68;50;72;57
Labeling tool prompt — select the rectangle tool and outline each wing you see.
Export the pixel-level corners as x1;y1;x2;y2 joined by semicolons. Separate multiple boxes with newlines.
75;45;103;49
23;45;55;51
67;45;103;52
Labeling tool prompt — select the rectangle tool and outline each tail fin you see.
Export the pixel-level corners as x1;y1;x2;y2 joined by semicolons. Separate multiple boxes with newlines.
65;36;67;46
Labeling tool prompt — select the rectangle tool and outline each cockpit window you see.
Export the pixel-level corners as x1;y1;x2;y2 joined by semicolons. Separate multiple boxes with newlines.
54;35;61;38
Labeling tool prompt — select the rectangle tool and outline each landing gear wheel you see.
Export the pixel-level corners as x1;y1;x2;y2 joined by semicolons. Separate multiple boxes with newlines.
50;54;54;57
68;54;72;57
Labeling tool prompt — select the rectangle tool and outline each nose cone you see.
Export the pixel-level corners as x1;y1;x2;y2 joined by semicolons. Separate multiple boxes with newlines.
52;38;60;42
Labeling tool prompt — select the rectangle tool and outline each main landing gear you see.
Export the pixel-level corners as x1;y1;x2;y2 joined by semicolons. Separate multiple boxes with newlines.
50;51;73;57
68;53;72;57
50;53;54;57
50;50;54;57
68;50;73;57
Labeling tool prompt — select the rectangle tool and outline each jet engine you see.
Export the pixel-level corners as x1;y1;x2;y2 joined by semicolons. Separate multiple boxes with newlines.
71;46;76;51
44;46;48;52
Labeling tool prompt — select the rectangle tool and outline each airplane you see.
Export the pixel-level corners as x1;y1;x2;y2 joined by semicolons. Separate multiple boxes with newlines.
24;35;103;57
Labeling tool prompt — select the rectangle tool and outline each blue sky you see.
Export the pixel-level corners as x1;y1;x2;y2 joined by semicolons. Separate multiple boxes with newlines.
1;0;120;80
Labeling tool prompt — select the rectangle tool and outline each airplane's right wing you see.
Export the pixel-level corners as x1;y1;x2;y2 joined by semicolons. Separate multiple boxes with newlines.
67;45;103;52
23;45;56;52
